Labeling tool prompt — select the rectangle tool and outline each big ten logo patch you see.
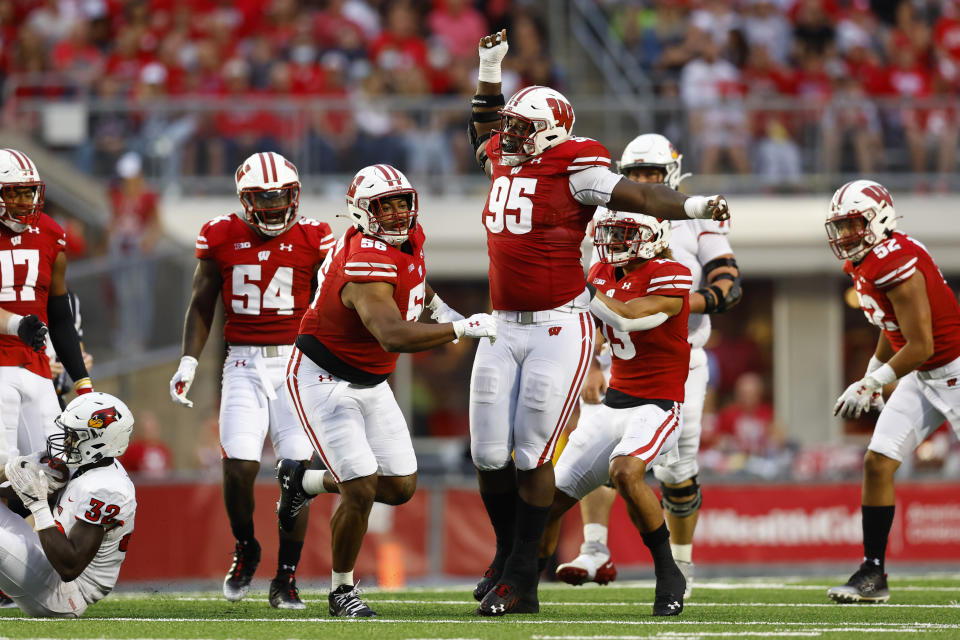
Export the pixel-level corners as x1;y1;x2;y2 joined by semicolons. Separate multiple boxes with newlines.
548;326;562;336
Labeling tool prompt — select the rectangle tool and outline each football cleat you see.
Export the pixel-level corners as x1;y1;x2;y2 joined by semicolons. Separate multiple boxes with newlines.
275;458;311;533
473;566;500;602
0;590;15;608
556;541;617;586
676;560;694;599
329;584;376;617
828;562;890;603
476;582;539;616
269;573;306;610
223;540;261;602
652;569;686;616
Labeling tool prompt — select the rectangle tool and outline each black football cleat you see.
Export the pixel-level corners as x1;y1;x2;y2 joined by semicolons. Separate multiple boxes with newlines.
473;566;500;602
652;570;685;616
276;458;311;533
828;562;890;603
223;539;260;602
329;584;376;617
476;582;539;616
269;573;306;610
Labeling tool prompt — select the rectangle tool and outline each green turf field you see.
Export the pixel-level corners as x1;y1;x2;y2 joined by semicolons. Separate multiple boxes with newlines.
2;576;959;639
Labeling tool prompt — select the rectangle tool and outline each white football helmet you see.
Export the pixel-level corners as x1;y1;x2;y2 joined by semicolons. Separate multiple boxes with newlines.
0;148;44;233
825;179;897;261
594;210;672;266
619;134;690;190
345;164;418;246
47;392;134;468
497;85;574;166
235;151;300;237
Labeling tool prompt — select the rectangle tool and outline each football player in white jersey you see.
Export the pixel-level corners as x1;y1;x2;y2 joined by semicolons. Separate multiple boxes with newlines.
555;134;740;598
0;392;135;617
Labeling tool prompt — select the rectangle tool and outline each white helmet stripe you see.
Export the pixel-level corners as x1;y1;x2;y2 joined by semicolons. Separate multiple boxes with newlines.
5;148;27;171
267;152;278;182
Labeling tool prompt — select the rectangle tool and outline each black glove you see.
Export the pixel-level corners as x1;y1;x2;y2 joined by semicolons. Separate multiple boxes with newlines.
17;314;48;352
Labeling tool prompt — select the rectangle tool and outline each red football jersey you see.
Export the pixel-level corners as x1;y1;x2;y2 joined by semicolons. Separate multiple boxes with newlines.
299;225;427;376
483;134;612;311
588;258;692;402
196;213;335;345
0;213;66;377
844;231;960;370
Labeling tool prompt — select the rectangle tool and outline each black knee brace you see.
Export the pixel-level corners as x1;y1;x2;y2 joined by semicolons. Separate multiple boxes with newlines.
660;476;702;518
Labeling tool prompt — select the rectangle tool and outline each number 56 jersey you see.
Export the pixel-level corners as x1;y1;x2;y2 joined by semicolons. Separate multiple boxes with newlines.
53;460;136;604
195;213;335;345
844;231;960;370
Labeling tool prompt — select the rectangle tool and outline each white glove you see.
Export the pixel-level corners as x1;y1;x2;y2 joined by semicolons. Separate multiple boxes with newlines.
5;457;49;509
478;29;508;83
428;294;466;345
834;364;896;419
22;452;69;495
684;195;730;221
170;355;199;408
453;313;498;344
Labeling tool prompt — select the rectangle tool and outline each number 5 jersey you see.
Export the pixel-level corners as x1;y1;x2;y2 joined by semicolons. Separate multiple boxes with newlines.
844;231;960;370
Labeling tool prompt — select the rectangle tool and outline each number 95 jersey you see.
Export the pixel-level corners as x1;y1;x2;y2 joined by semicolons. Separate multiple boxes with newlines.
196;213;335;345
844;231;960;371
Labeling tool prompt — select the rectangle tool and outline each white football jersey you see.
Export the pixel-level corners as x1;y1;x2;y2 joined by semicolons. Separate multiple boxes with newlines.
589;209;733;350
53;460;136;603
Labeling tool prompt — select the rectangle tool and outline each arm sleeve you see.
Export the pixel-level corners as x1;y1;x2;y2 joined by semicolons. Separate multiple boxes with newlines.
589;297;669;332
48;294;89;382
569;167;623;206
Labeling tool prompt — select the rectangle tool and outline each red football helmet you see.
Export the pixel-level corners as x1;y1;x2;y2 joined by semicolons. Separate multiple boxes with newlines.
235;152;300;237
825;179;897;261
0;148;44;232
497;86;574;166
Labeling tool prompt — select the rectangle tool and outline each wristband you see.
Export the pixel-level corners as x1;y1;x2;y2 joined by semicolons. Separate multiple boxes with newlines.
478;61;502;84
683;196;709;219
472;94;505;108
5;313;23;336
867;363;897;387
30;503;56;531
74;377;94;394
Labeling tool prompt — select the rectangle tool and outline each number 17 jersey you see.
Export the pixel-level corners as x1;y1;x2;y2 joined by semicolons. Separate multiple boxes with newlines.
483;134;612;311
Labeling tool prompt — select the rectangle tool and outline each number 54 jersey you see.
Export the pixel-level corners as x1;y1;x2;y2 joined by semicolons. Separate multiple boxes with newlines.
844;231;960;370
196;213;335;345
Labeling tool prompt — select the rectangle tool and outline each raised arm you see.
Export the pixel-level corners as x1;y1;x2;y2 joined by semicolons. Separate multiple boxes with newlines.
607;180;730;222
469;29;508;177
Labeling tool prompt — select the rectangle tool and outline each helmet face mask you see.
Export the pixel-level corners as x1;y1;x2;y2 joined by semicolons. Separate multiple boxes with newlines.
497;86;575;166
46;393;134;468
346;165;419;246
594;212;671;266
825;180;896;262
0;149;45;232
235;152;301;237
618;134;688;191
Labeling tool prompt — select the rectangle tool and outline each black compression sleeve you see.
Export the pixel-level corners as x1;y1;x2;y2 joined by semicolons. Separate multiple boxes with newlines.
47;294;89;382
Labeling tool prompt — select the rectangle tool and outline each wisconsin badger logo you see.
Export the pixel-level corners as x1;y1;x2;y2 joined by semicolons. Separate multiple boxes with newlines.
88;407;119;430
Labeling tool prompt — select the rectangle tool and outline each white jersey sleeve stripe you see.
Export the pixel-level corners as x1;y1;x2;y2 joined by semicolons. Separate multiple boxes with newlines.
343;270;398;278
571;156;611;164
875;257;918;285
646;283;692;292
649;275;693;284
878;267;917;288
344;262;397;270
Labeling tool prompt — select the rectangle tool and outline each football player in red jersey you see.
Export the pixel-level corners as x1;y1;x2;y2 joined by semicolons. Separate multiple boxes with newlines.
0;148;93;470
467;30;730;615
537;210;692;616
168;152;336;609
825;180;960;604
276;165;497;618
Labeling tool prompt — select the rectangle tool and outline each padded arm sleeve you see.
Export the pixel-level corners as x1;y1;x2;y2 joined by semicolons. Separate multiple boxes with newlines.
47;294;89;382
569;167;622;206
589;297;668;332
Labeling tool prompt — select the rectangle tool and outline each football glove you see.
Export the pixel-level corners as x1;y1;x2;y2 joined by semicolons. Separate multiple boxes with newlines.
4;456;49;509
478;29;508;83
684;195;730;222
453;313;498;344
16;314;48;352
170;355;199;408
427;294;466;344
834;364;896;419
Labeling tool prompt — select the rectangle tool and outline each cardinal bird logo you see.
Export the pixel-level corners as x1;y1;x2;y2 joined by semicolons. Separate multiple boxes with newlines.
87;407;119;429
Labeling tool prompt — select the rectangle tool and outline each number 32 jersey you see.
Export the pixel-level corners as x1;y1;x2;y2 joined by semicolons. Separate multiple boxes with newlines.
195;213;335;345
588;258;692;402
53;460;136;604
844;231;960;370
483;134;612;311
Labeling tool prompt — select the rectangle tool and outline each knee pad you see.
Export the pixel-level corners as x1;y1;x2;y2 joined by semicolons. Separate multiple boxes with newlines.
660;476;702;518
519;362;559;412
470;366;502;405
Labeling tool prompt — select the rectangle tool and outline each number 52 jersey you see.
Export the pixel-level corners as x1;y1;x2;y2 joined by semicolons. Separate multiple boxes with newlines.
195;213;335;345
845;231;960;370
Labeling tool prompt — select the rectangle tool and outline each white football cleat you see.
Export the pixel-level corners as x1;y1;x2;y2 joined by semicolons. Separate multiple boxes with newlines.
676;560;694;599
556;541;617;586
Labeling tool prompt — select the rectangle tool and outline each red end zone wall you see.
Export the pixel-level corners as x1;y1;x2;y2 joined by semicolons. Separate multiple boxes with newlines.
120;482;960;582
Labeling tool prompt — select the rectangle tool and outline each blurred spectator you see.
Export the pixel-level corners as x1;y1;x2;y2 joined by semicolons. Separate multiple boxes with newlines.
792;0;836;57
821;75;883;174
710;372;786;456
107;151;161;353
428;0;488;61
743;0;792;64
118;410;173;478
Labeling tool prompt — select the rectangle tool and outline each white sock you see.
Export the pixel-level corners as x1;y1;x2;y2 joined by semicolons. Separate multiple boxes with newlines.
583;523;608;547
302;469;330;495
671;543;693;563
332;570;354;590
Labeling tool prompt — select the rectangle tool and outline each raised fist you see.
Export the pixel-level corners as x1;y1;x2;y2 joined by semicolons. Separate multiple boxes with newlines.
708;195;730;222
453;313;498;344
17;314;47;352
478;29;508;84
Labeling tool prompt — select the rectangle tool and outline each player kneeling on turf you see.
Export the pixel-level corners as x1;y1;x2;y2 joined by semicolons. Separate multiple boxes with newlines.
0;392;135;617
538;210;691;616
